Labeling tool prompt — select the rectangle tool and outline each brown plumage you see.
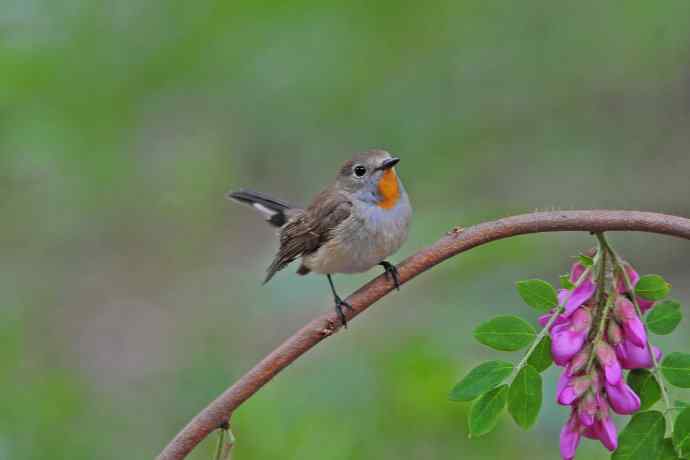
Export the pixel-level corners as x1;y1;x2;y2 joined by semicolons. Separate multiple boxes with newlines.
264;186;353;283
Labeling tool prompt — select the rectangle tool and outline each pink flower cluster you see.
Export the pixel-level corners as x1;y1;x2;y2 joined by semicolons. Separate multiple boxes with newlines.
539;259;661;460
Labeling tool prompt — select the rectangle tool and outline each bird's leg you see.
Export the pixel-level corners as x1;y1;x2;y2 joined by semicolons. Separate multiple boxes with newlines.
379;261;401;290
327;274;352;327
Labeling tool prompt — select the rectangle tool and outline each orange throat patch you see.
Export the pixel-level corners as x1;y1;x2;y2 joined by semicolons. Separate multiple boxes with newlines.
377;168;400;209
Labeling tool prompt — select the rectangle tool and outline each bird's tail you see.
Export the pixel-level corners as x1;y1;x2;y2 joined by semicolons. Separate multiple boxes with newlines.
227;189;297;228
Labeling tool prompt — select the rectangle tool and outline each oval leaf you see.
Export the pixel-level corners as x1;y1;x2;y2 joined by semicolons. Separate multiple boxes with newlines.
662;353;690;389
647;300;682;335
635;274;671;301
674;408;690;458
508;365;542;430
613;411;666;460
627;369;662;411
516;279;558;312
474;316;536;352
450;361;514;402
527;336;553;373
468;385;508;438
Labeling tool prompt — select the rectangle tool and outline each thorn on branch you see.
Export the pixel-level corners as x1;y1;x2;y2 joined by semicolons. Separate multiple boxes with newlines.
447;226;465;236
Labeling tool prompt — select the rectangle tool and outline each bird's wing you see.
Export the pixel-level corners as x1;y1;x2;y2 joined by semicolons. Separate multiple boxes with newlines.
264;188;352;283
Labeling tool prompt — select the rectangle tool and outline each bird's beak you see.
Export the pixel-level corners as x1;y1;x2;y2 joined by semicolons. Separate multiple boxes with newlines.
377;157;400;171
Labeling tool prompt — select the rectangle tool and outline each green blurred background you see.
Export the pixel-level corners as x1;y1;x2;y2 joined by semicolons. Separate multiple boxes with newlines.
2;1;690;459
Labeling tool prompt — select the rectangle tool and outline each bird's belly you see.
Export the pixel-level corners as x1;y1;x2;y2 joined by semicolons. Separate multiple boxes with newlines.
303;201;410;275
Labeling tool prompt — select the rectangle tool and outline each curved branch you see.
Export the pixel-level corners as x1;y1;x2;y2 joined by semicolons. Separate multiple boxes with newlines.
157;210;690;460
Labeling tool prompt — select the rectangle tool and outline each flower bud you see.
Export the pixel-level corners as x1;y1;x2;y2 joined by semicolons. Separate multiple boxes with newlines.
558;375;592;406
558;270;597;317
615;340;663;369
567;346;590;377
551;308;592;366
615;263;639;294
595;341;622;385
607;320;623;346
577;392;597;427
560;412;582;460
615;263;656;313
605;381;641;415
614;297;647;348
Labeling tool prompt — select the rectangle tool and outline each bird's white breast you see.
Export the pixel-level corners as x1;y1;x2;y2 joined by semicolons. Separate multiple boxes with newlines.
304;192;412;275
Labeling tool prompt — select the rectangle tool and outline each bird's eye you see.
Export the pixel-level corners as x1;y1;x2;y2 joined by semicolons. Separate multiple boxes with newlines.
353;165;367;177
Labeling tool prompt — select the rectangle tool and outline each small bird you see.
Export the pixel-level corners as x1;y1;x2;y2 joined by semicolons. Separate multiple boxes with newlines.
228;149;412;326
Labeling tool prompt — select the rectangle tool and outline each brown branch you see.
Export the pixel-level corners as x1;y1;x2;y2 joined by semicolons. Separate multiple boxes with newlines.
157;210;690;460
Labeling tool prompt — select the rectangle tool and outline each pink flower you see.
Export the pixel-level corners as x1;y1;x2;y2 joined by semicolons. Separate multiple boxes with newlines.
577;392;598;427
584;414;618;451
558;376;592;406
605;381;641;415
615;341;663;369
559;264;598;317
567;347;590;377
616;264;639;294
638;297;655;314
595;342;622;385
614;297;646;348
552;308;592;366
560;412;582;460
581;396;619;452
607;320;623;346
615;264;655;313
595;416;618;451
557;369;570;402
539;309;570;328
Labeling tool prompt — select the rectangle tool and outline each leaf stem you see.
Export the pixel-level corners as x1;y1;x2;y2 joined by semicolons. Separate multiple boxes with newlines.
214;428;226;460
595;233;673;429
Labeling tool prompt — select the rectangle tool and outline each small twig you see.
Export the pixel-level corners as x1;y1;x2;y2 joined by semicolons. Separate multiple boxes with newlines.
220;427;235;460
157;210;690;460
213;428;225;460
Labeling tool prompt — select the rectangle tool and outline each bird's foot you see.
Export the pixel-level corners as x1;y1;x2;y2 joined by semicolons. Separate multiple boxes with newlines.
379;261;401;290
334;295;353;328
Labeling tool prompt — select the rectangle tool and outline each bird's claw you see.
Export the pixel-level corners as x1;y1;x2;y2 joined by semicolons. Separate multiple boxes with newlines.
334;296;352;328
379;261;401;290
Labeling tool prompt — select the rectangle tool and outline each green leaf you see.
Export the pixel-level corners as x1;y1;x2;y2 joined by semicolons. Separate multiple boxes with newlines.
516;280;558;312
449;361;514;402
627;369;662;411
473;316;537;352
560;274;575;290
612;411;666;460
660;438;682;460
468;385;508;438
635;275;671;301
527;336;553;373
578;254;594;267
647;300;682;335
508;365;542;430
662;353;690;389
674;408;690;458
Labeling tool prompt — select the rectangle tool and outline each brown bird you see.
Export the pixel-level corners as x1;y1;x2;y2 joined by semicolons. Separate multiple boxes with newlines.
228;150;412;326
